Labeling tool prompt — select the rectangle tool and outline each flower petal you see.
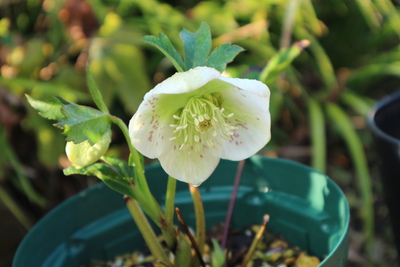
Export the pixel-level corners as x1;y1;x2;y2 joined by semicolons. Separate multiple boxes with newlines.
215;82;271;160
149;67;221;95
158;148;220;186
218;76;270;98
129;94;177;159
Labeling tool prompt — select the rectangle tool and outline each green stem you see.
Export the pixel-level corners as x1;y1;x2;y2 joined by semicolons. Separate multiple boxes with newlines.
109;116;152;203
110;115;177;251
165;176;177;230
125;197;174;267
109;116;145;182
189;185;206;256
163;176;178;251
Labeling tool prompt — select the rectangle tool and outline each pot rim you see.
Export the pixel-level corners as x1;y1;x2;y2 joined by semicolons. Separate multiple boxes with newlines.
367;91;400;145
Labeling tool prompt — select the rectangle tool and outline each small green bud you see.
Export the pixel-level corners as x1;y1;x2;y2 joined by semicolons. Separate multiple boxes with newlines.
66;129;112;168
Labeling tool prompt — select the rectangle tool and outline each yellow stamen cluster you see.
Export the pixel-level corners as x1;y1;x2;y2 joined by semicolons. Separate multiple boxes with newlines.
169;94;235;152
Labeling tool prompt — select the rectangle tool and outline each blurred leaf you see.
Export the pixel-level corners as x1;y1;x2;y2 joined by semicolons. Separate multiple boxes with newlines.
280;0;300;49
294;27;337;91
341;91;374;116
211;238;225;267
90;36;151;113
143;33;185;72
347;64;400;91
0;130;8;180
308;99;326;173
180;22;212;70
13;39;46;78
0;186;32;230
300;0;325;36
86;0;109;22
36;122;66;167
99;12;123;37
205;43;244;73
0;17;10;37
190;1;237;36
57;105;111;145
260;40;310;84
326;103;374;259
213;20;268;46
354;0;380;31
0;126;46;207
269;88;284;124
111;44;150;113
0;76;89;103
374;0;400;38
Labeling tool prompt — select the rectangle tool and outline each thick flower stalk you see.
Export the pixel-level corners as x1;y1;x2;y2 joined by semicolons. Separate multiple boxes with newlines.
129;67;271;185
66;129;112;168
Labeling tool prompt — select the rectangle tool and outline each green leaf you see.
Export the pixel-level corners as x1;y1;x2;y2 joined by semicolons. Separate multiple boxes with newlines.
102;156;133;179
26;95;65;120
143;33;185;72
63;157;135;198
86;64;109;113
211;238;225;267
205;43;244;73
57;105;111;145
260;40;310;84
179;22;212;70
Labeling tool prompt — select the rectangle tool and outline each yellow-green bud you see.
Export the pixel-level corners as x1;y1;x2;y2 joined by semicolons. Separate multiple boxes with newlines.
66;130;112;168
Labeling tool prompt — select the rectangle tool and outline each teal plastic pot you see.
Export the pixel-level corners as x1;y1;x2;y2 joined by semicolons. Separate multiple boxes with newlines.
13;156;349;267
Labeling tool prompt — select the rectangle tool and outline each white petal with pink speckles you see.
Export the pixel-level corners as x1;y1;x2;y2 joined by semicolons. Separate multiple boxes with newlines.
158;147;220;186
213;78;271;160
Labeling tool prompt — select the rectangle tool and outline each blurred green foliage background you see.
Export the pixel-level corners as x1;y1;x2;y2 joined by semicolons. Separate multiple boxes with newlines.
1;0;400;266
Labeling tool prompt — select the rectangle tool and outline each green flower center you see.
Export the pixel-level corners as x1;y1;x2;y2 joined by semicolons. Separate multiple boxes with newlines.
170;94;235;152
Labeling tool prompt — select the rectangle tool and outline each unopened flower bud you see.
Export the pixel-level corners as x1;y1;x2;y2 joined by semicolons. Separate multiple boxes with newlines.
66;130;112;168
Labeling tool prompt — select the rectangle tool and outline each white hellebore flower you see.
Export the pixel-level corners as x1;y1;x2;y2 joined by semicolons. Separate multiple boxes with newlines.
66;129;112;168
129;66;271;186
